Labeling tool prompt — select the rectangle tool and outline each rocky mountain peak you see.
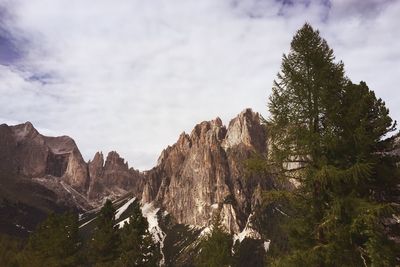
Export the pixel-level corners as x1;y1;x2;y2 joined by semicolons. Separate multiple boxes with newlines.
177;132;191;148
105;151;128;169
190;117;227;146
142;109;269;233
88;151;144;202
88;152;104;179
92;151;104;166
156;131;192;167
223;108;265;152
11;121;40;142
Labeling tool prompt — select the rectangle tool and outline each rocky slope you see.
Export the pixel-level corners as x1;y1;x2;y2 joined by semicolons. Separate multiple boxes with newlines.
142;109;274;233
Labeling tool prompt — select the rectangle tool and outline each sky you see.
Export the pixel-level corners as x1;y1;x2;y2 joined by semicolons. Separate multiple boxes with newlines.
0;0;399;170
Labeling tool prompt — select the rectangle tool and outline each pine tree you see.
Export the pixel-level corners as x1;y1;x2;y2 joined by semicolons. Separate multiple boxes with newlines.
268;23;347;169
116;200;160;267
195;212;233;267
89;199;120;266
266;23;399;266
19;212;81;267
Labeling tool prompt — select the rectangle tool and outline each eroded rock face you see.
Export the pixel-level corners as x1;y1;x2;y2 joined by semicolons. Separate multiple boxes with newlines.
0;122;89;193
11;122;49;178
87;151;144;202
142;109;271;233
1;109;272;234
0;122;144;210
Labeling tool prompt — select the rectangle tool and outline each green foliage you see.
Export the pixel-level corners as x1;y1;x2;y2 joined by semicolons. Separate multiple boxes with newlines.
0;234;22;267
196;212;233;267
268;23;347;170
232;238;265;267
266;23;399;266
0;199;164;267
20;212;81;267
89;199;120;266
116;201;160;267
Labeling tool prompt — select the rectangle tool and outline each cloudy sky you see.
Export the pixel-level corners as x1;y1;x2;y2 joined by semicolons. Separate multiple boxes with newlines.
0;0;399;170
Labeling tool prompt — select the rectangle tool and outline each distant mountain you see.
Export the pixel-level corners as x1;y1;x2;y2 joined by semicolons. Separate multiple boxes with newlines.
0;121;144;236
0;109;282;256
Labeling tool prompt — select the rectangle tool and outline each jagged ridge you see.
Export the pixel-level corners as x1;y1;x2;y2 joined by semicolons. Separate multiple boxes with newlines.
142;108;273;233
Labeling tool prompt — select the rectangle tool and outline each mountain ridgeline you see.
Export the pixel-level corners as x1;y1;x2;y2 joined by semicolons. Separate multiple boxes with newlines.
0;108;276;237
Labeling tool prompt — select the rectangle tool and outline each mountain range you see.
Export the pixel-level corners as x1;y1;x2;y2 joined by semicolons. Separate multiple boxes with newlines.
0;109;282;241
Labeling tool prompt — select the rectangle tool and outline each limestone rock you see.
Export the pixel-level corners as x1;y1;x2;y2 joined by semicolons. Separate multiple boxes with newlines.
0;122;145;210
1;109;274;235
87;151;144;202
0;122;90;193
142;109;271;233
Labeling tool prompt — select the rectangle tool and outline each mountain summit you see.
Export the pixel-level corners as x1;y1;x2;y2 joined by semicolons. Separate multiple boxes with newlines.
142;108;270;232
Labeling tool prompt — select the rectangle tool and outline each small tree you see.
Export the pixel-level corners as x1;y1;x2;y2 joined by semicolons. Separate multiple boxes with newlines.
196;211;233;267
89;199;120;266
20;212;81;267
117;201;160;267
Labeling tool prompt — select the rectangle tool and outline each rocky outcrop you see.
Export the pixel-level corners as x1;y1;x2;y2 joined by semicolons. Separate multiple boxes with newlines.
0;122;90;193
142;109;272;233
0;122;145;210
87;151;144;202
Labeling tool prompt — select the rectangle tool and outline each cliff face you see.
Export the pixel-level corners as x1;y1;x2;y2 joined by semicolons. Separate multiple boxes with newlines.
1;122;90;193
0;122;144;209
142;109;271;233
87;151;144;202
1;109;272;235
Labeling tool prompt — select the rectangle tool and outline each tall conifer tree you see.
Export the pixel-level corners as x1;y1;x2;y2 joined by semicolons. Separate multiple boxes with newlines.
266;23;399;266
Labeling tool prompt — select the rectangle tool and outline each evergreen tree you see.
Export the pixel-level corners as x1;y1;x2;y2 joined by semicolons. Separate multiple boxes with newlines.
231;238;265;267
196;212;233;267
266;23;399;266
19;212;81;267
116;200;160;267
89;199;120;266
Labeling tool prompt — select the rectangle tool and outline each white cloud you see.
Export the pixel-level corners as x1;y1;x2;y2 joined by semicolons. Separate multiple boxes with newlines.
0;0;399;169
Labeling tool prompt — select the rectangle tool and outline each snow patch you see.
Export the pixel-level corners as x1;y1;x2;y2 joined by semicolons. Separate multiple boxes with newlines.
116;218;130;229
199;226;212;238
79;217;96;229
115;197;136;220
233;213;261;244
263;240;271;253
141;202;166;266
